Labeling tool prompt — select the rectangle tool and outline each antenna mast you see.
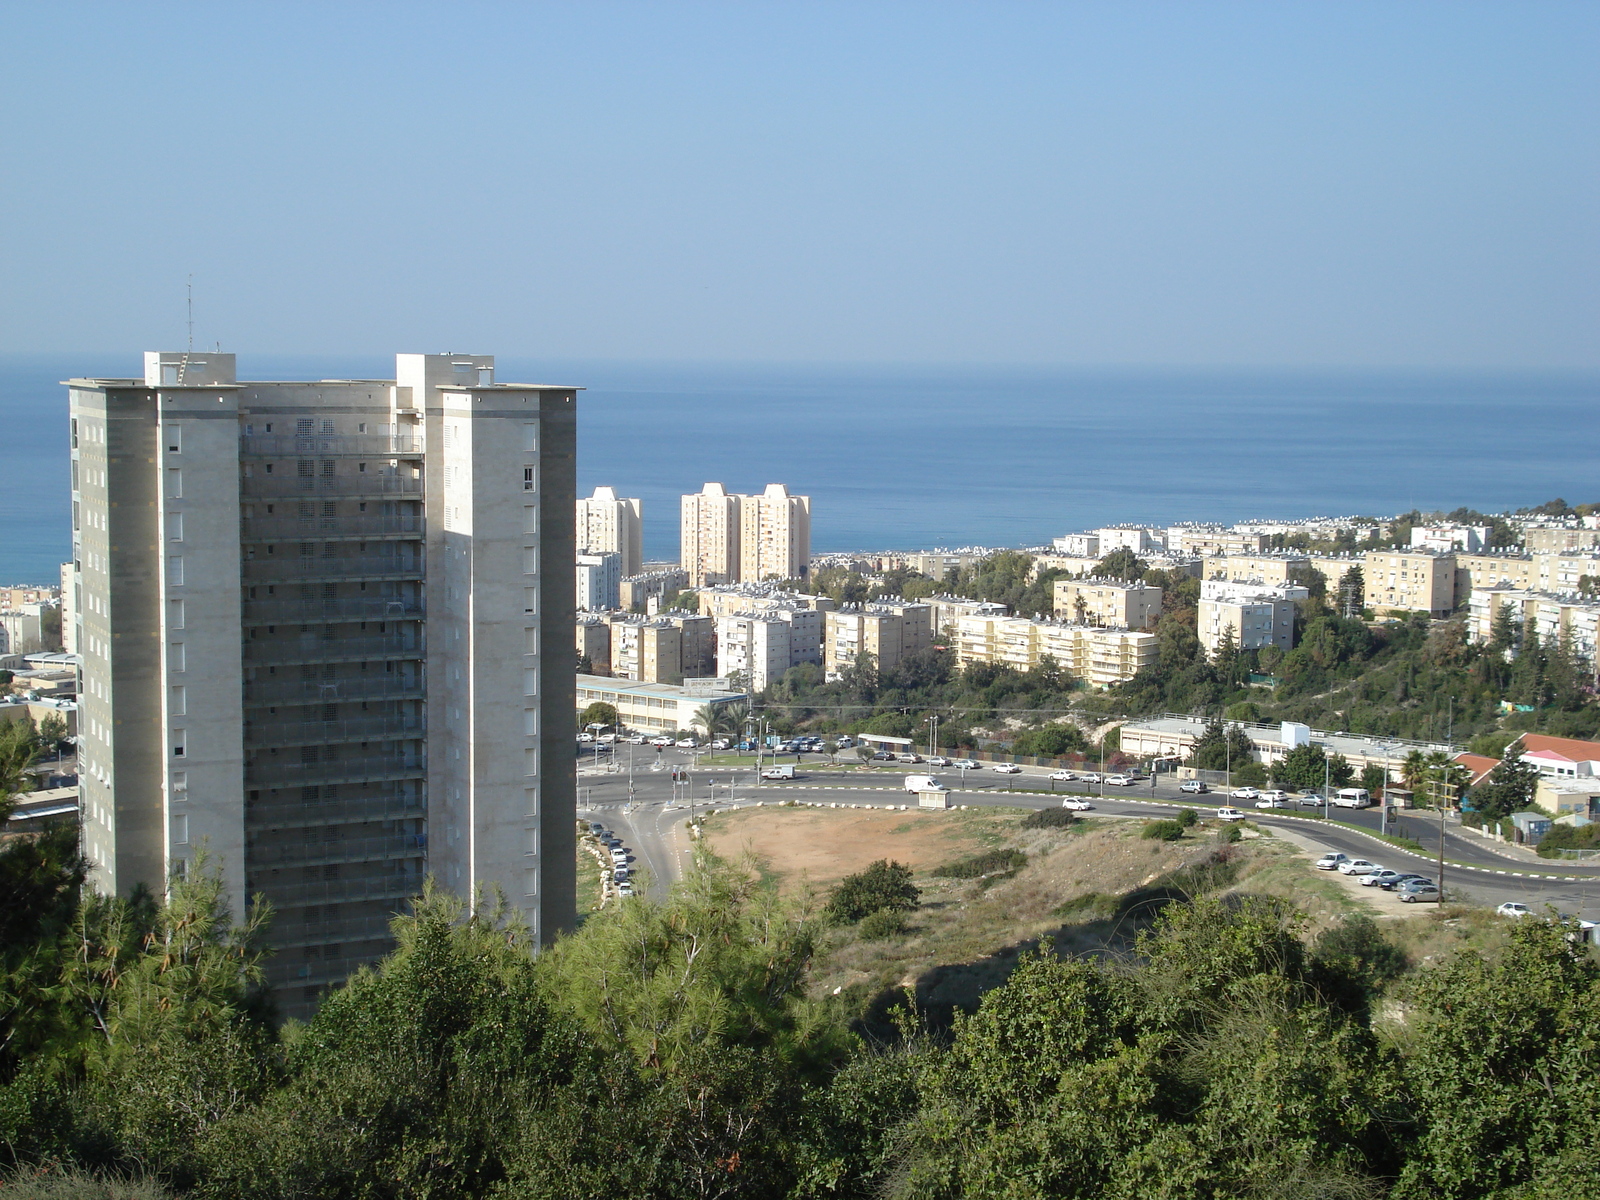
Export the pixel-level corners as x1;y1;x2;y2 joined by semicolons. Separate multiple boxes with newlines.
178;275;193;384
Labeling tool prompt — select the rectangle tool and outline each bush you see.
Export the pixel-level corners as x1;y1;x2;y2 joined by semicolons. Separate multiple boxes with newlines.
1175;807;1198;828
825;859;920;923
857;909;909;940
932;848;1027;879
1020;807;1078;830
1313;914;1409;985
1141;820;1185;841
1537;822;1600;858
1216;824;1242;844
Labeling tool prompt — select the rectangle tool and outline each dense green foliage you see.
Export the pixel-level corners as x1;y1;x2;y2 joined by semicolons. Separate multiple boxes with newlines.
1019;806;1079;830
823;859;921;924
1468;742;1542;821
1140;819;1186;841
929;849;1028;879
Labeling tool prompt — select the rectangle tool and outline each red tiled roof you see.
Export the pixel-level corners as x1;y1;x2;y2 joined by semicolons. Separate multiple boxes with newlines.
1453;753;1501;785
1515;733;1600;763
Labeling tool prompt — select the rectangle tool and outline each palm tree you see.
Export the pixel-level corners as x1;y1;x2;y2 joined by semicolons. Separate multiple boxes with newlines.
693;702;745;746
1401;749;1427;795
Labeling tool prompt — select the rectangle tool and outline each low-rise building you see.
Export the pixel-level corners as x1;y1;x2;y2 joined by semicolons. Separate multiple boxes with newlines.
952;613;1157;687
1411;523;1491;553
1095;526;1166;554
1053;579;1162;630
903;551;991;579
657;611;715;677
1455;552;1538;604
1196;579;1306;655
575;674;746;735
696;583;837;621
1051;533;1101;558
923;594;1009;638
1523;527;1600;554
1118;716;1450;779
1363;550;1457;618
620;568;689;612
715;606;823;690
1467;587;1600;669
1201;553;1316;589
0;603;52;656
1168;528;1269;556
1538;551;1600;595
825;605;918;677
576;616;612;675
1029;554;1102;578
610;619;684;685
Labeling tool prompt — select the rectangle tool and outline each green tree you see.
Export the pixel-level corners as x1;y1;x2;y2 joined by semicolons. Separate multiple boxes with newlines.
1337;565;1365;617
578;701;619;731
1467;740;1540;820
824;861;919;925
1360;763;1388;794
1093;548;1146;581
1188;719;1254;773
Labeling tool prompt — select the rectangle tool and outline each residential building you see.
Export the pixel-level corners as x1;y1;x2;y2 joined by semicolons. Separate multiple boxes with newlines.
869;598;933;657
738;484;811;582
1411;523;1491;553
1467;587;1600;671
1363;550;1457;618
0;604;50;655
657;611;715;677
1053;579;1162;630
1028;554;1101;578
904;550;989;578
68;351;576;1016
576;551;621;611
575;486;643;578
1168;528;1270;556
60;563;77;655
1511;733;1600;779
1454;552;1538;605
680;483;741;586
1196;580;1306;655
1524;527;1600;554
576;616;612;675
825;606;909;678
951;613;1157;687
1051;533;1101;558
575;674;746;735
696;583;836;621
610;619;684;685
1201;554;1316;589
1118;716;1449;778
620;568;689;612
924;594;1009;639
715;606;822;690
1537;551;1600;595
1094;527;1165;554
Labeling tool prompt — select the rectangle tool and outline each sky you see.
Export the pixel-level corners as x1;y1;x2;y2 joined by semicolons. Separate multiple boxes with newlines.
1;1;1595;367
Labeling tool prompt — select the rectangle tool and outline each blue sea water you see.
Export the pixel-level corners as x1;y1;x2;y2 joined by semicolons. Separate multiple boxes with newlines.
2;354;1596;583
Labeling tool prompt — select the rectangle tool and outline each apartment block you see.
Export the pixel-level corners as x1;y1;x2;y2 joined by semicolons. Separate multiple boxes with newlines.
1094;527;1165;554
696;583;837;621
1364;550;1457;617
1052;579;1162;630
576;551;621;611
715;606;822;691
620;567;688;612
1468;587;1600;668
610;619;684;684
952;614;1157;687
1455;553;1537;605
1538;552;1600;595
739;483;811;582
0;604;50;655
67;351;576;1016
824;606;907;678
1523;527;1600;554
904;551;988;578
1411;523;1490;553
869;598;933;657
1051;533;1101;557
680;483;741;586
60;563;77;655
1196;580;1307;655
924;594;1009;638
1201;554;1316;589
575;486;643;578
576;616;612;674
657;611;715;677
1169;528;1270;556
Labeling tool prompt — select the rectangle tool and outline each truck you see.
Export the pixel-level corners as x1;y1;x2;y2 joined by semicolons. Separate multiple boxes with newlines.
1333;787;1372;809
903;774;948;793
760;764;796;780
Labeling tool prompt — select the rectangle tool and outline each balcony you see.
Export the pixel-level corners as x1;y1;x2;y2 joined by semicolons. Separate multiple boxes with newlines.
239;434;423;457
268;914;403;949
241;596;424;626
248;873;423;910
243;675;424;706
246;832;428;871
241;635;423;667
241;514;424;542
242;474;423;499
241;554;423;584
245;753;426;789
247;798;425;832
244;715;424;749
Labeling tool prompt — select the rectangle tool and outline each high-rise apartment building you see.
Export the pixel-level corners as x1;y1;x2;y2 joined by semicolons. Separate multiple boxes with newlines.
680;483;741;586
680;483;810;586
67;351;576;1015
576;551;621;610
576;486;643;578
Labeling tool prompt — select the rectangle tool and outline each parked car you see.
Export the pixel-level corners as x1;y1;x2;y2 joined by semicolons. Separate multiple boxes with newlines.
1255;795;1290;809
896;753;923;764
617;882;634;897
835;737;854;749
1049;770;1078;782
1497;902;1534;919
1258;789;1291;804
1104;774;1137;787
1179;780;1209;794
588;822;604;836
710;739;730;750
870;751;897;762
1229;787;1261;800
675;738;698;748
1381;873;1432;891
625;734;648;744
952;760;980;770
1362;869;1407;888
577;732;594;743
1399;883;1442;903
1060;797;1094;811
1337;859;1379;876
1296;793;1324;807
1077;772;1100;784
926;755;953;767
650;735;674;746
1314;853;1349;870
1215;807;1247;821
993;763;1022;774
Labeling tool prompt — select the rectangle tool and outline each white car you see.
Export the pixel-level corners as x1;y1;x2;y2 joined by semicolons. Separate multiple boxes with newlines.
992;763;1022;774
1338;859;1379;876
926;755;953;767
1104;774;1136;787
625;734;648;745
1049;770;1078;782
1229;787;1261;801
1077;772;1100;784
675;738;697;748
1059;797;1093;811
1215;807;1247;821
1314;853;1349;871
650;735;674;747
1362;869;1406;888
1255;795;1290;809
952;760;981;770
1496;902;1533;919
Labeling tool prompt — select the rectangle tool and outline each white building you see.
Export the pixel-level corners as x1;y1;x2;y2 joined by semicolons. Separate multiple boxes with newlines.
576;551;622;611
1411;523;1491;553
1094;527;1165;554
576;486;643;578
1468;586;1600;670
716;606;823;690
952;613;1157;687
1196;579;1307;655
575;674;746;735
0;603;50;655
68;351;576;1016
1052;533;1101;558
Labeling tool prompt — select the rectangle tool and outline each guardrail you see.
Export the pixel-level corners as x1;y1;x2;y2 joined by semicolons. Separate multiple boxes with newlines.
243;676;424;705
241;596;424;625
244;716;424;747
247;799;425;830
244;754;426;787
239;435;423;456
246;833;427;870
241;635;423;666
243;475;423;498
241;515;423;541
241;555;423;583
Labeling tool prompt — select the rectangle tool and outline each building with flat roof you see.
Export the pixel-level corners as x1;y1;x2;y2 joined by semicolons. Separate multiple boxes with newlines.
576;551;621;611
680;483;741;587
1053;579;1162;631
1201;554;1316;589
715;606;823;691
575;674;745;735
739;483;811;582
68;351;576;1016
1118;715;1451;778
1467;587;1600;671
952;613;1157;687
610;618;684;684
1364;550;1457;618
1196;579;1306;655
575;486;643;578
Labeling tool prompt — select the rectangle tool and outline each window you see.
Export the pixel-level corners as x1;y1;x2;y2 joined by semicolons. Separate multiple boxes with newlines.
172;732;186;758
164;468;182;498
523;467;535;491
166;425;181;453
169;642;185;671
167;556;184;586
169;685;186;716
521;423;537;452
172;813;189;846
165;511;183;541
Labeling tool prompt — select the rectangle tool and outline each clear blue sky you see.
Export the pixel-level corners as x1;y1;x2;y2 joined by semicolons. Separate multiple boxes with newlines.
2;1;1594;366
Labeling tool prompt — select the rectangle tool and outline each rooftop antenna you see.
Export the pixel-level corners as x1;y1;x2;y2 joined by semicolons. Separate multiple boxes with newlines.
177;275;194;384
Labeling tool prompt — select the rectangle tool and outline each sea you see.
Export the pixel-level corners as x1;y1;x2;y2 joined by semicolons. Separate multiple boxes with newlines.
3;354;1597;583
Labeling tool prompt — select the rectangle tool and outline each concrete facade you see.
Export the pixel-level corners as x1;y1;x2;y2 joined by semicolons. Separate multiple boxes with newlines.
1196;579;1307;655
739;483;811;582
952;613;1158;687
1052;579;1162;630
680;483;741;586
575;673;745;735
575;486;643;578
576;551;621;611
1201;554;1316;589
68;351;576;1017
1364;550;1457;618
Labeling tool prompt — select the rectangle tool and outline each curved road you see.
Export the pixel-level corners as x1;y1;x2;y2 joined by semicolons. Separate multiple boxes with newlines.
576;750;1600;920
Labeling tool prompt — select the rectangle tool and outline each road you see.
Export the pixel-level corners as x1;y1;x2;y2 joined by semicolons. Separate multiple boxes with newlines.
574;748;1600;919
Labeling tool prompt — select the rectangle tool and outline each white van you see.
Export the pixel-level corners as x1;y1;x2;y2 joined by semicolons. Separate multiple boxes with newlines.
904;774;948;793
761;764;796;780
1333;788;1372;809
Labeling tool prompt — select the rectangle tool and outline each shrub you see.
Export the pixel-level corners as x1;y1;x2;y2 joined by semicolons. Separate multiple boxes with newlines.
1021;807;1078;830
1175;807;1198;828
1216;824;1242;844
1141;820;1185;841
932;849;1028;879
1313;914;1409;985
825;859;920;923
857;909;909;940
1537;822;1600;858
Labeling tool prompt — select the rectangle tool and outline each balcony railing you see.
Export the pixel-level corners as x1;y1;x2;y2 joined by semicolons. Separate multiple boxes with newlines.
239;434;423;457
241;514;423;542
241;555;423;584
243;675;424;706
246;832;427;871
244;715;424;749
245;753;426;788
241;635;423;667
242;475;423;499
268;914;402;949
248;873;423;910
241;596;424;626
247;799;425;832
